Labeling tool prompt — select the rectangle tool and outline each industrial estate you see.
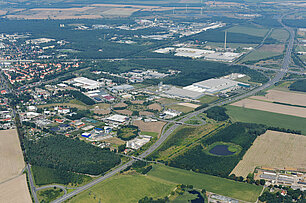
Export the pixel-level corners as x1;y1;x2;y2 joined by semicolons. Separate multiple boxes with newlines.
0;0;305;202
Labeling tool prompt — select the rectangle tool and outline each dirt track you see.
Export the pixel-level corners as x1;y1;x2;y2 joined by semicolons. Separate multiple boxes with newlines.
231;130;306;177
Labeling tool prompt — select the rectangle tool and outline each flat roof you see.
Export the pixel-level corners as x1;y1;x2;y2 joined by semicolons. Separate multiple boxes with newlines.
165;86;204;99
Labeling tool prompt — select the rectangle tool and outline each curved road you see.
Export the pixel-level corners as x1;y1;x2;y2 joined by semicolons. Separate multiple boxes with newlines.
51;15;295;203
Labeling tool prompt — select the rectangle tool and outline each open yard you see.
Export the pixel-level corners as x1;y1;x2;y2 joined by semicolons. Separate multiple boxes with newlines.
226;105;306;135
148;165;263;202
67;174;175;203
251;89;306;106
231;98;306;118
231;130;306;177
133;120;166;136
0;129;25;183
0;174;32;203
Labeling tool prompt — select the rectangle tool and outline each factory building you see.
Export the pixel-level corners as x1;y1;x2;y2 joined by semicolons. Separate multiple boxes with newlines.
164;86;205;100
183;78;240;94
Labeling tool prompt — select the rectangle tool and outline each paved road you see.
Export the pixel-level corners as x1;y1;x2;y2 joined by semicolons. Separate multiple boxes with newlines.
37;185;68;195
52;14;295;203
26;164;39;203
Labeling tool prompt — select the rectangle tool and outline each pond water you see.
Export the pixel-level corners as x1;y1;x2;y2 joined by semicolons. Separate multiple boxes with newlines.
209;145;235;156
188;190;205;203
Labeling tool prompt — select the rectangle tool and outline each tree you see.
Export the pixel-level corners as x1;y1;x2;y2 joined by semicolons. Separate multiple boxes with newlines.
201;189;206;194
260;179;265;185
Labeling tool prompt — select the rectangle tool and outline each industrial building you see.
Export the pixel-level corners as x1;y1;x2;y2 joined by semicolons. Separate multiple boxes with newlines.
174;48;215;59
105;114;128;124
66;77;101;90
126;137;151;150
164;86;205;100
183;78;241;94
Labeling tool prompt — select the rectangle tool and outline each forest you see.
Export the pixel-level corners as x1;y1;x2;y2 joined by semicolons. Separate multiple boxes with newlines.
24;135;121;175
117;125;139;141
289;79;306;92
32;165;91;186
169;123;266;177
204;106;229;121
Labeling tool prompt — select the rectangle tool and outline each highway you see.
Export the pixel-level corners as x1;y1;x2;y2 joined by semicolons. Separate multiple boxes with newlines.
51;14;295;203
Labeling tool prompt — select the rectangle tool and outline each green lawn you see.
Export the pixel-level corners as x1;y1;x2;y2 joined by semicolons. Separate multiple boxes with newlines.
148;165;262;202
68;174;175;203
140;131;159;137
226;25;269;37
226;105;306;135
241;50;282;62
199;95;218;104
270;28;289;42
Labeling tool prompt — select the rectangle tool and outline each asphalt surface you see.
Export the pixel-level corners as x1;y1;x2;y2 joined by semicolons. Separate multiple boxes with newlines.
26;164;39;203
41;15;296;203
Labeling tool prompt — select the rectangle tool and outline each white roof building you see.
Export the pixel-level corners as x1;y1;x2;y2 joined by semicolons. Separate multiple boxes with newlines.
72;77;101;90
106;114;128;123
183;78;239;94
126;137;151;150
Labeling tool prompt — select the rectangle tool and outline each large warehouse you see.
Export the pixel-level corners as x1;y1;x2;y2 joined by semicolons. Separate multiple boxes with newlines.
183;78;240;94
164;86;205;99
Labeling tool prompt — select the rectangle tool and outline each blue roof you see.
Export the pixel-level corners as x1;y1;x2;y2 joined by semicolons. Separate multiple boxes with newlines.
95;128;103;131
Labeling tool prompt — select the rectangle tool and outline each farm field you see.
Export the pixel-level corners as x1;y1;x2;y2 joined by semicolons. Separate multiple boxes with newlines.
67;174;175;203
0;129;25;183
251;89;306;106
231;130;306;177
231;98;306;118
0;174;32;203
226;25;269;37
226;105;306;135
148;165;263;202
133;120;166;136
177;102;200;108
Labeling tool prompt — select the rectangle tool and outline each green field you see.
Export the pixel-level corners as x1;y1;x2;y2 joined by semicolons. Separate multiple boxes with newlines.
226;25;269;37
226;105;306;135
199;95;218;104
37;188;64;202
68;174;175;203
296;45;306;52
241;50;282;63
205;42;257;49
270;28;289;42
168;104;194;113
148;165;263;202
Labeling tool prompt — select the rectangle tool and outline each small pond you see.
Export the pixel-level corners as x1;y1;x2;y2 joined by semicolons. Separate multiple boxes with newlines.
209;145;235;156
188;190;205;203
